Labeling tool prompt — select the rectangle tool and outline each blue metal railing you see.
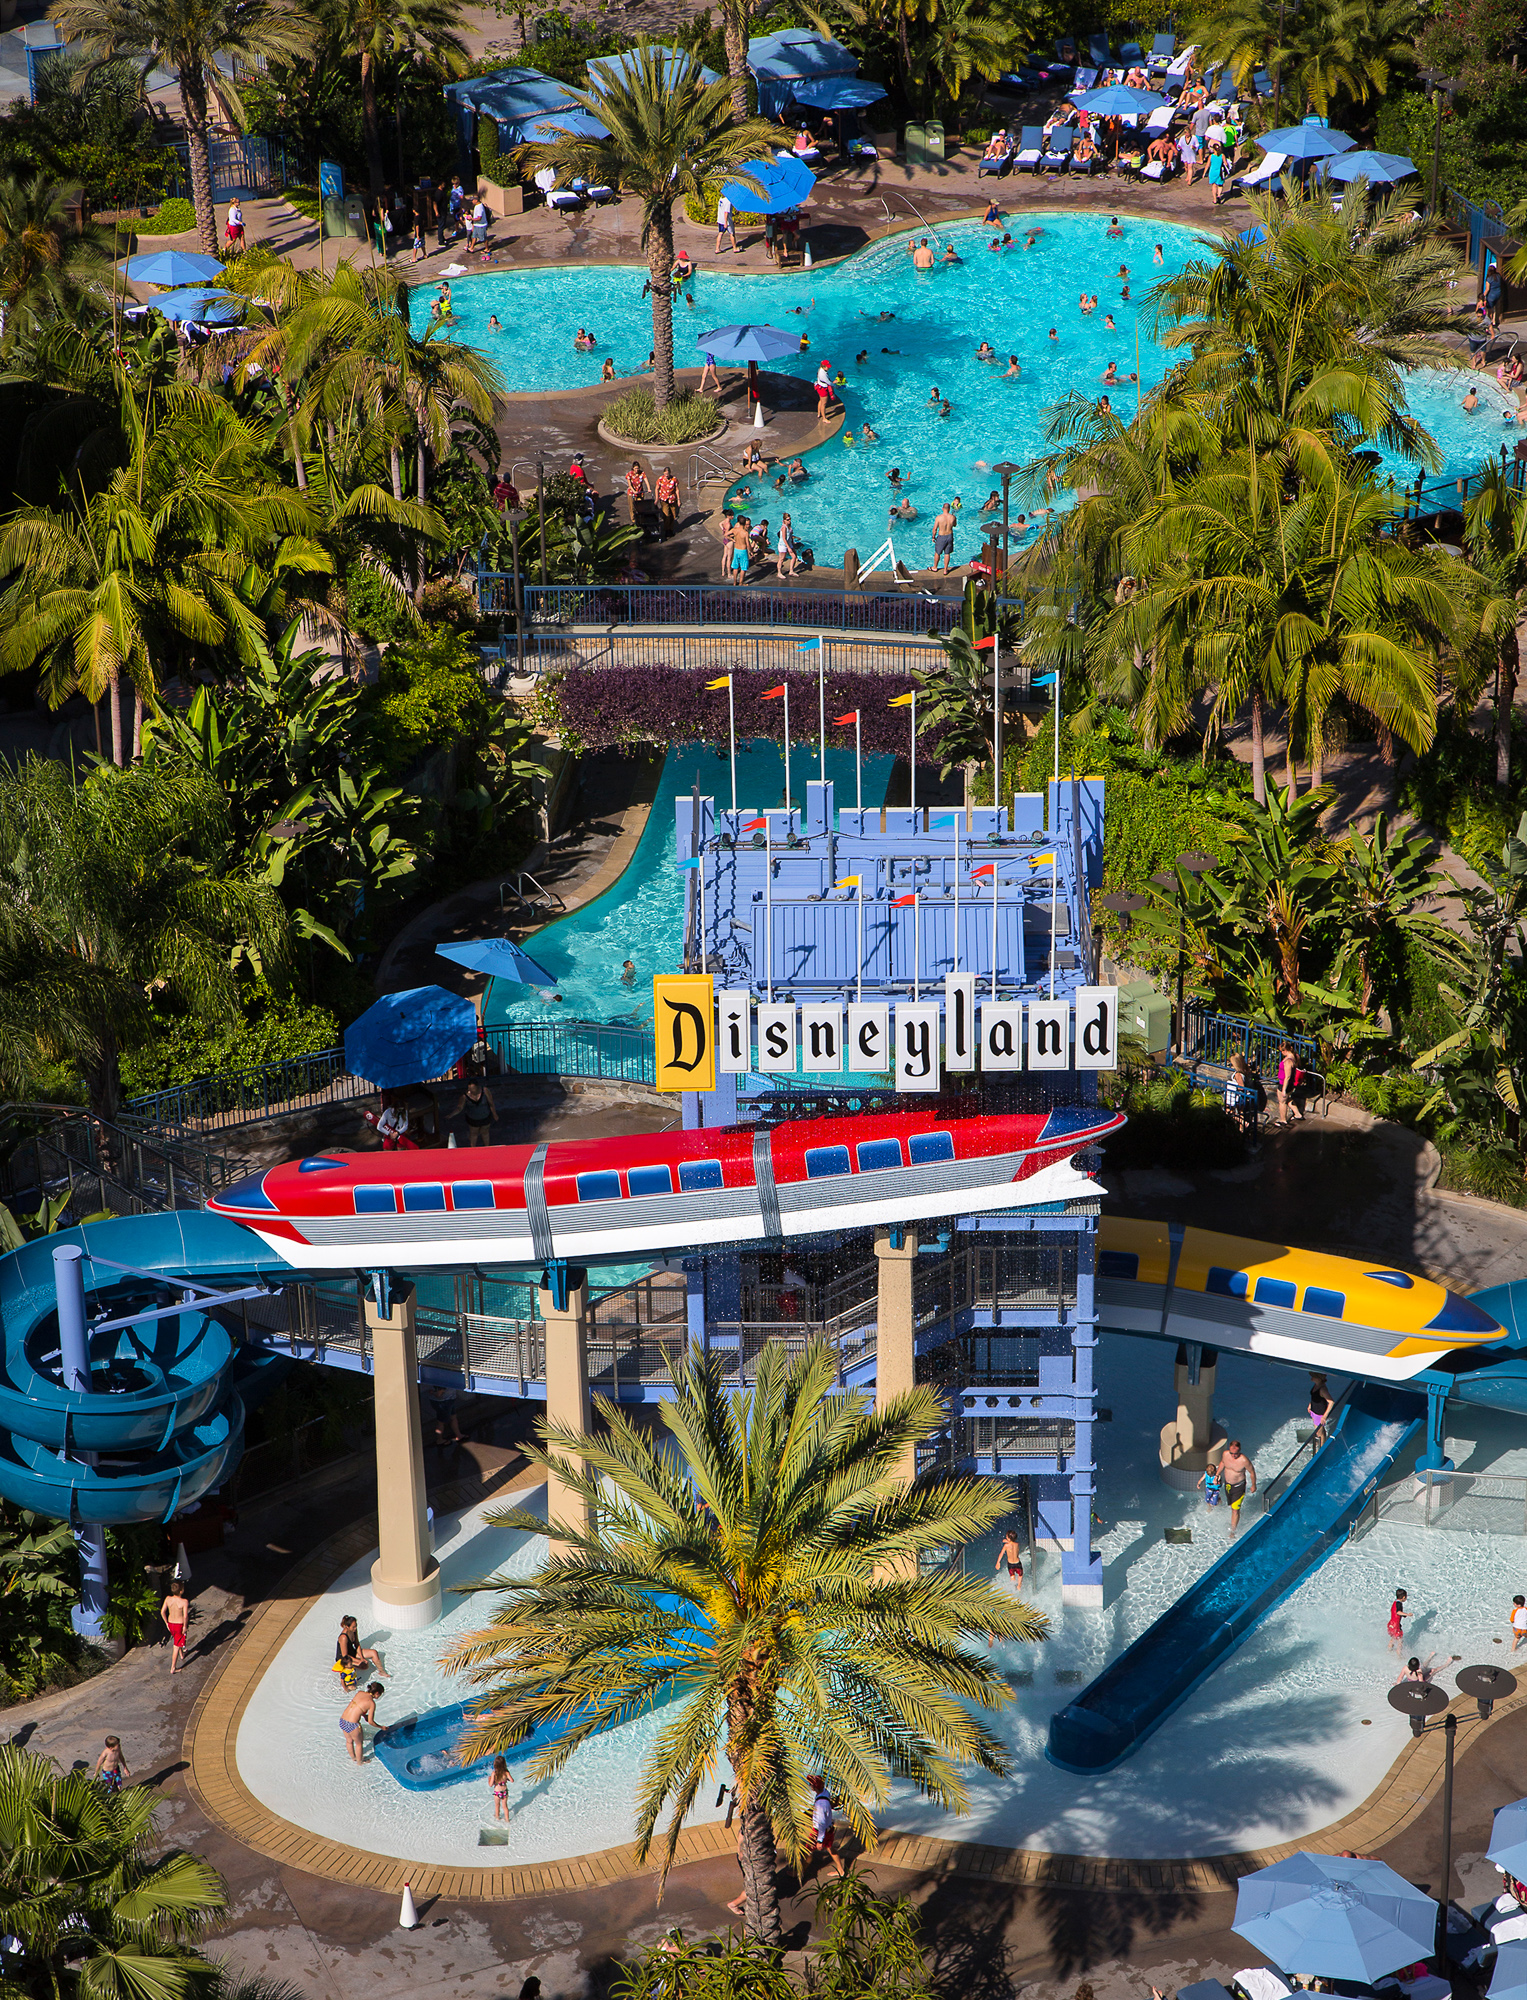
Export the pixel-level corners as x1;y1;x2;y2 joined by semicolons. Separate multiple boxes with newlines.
1385;449;1526;523
1176;1005;1317;1085
1444;187;1517;269
484;581;1023;637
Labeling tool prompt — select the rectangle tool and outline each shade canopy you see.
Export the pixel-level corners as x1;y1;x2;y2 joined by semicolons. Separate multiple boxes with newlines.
1072;83;1167;114
344;985;479;1088
790;74;887;108
697;323;802;363
436;937;557;988
1232;1854;1437;1981
748;29;858;116
1326;147;1417;183
1489;1800;1527;1878
1256;123;1356;159
516;107;610;143
118;249;224;287
719;153;815;213
444;64;582;141
1491;1942;1527;2000
150;286;244;323
588;44;720;90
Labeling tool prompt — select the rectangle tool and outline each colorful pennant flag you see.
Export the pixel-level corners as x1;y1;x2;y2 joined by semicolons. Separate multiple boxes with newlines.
760;685;787;701
833;711;859;725
744;817;768;830
705;674;732;690
891;892;917;907
838;874;861;887
888;691;916;708
970;863;996;877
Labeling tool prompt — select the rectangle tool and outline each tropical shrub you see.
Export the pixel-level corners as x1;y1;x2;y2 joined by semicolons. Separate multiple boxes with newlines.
132;196;197;235
118;993;339;1098
682;176;762;226
601;386;721;444
535;664;925;758
1101;1070;1247;1169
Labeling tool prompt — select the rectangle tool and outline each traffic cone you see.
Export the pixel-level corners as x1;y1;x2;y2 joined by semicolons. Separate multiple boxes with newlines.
753;398;764;430
804;241;813;268
399;1882;420;1929
174;1542;192;1582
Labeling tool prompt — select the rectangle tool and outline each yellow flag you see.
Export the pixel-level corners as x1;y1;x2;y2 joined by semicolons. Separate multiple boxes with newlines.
888;691;916;708
653;975;717;1091
1028;852;1057;866
838;875;861;887
706;675;732;690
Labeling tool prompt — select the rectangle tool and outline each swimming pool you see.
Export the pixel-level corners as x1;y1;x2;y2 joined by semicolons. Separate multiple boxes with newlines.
236;1330;1527;1866
442;213;1497;569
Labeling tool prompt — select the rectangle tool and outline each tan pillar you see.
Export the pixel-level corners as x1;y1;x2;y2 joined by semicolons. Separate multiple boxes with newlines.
538;1267;591;1535
874;1227;920;1484
367;1283;442;1629
1159;1350;1225;1490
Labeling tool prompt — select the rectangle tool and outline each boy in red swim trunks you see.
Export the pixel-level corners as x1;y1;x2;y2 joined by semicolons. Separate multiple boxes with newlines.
161;1584;189;1673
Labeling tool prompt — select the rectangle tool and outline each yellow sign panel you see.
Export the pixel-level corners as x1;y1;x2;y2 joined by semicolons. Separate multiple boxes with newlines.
653;975;717;1092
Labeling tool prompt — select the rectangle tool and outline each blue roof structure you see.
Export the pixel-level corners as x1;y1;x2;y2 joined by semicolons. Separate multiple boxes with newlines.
443;65;583;141
588;44;721;90
747;30;860;117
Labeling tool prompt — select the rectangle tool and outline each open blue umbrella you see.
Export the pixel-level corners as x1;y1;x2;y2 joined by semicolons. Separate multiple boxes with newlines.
1236;224;1269;246
436;937;557;987
1072;83;1166;115
696;323;802;364
719;153;815;213
344;985;479;1088
151;287;244;323
1233;1854;1437;1981
1326;147;1417;183
1491;1942;1527;2000
117;249;225;287
1256;124;1356;159
1489;1801;1527;1878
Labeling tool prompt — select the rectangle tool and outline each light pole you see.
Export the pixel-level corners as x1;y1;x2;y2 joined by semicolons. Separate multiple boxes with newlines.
536;453;548;586
1420;71;1459;221
508;504;524;675
1151;851;1216;1056
994;460;1020;581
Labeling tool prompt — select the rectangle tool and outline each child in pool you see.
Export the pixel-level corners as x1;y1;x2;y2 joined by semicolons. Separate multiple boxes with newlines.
1198;1463;1222;1507
1387;1587;1409;1652
490;1754;513;1821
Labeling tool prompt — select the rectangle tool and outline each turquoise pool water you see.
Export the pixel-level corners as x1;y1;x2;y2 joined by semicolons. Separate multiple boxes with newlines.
440;212;1495;568
481;737;893;1032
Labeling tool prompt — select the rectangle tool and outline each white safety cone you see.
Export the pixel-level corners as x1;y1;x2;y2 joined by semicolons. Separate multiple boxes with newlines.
399;1883;420;1930
804;241;813;268
174;1542;192;1583
447;1131;458;1147
753;398;764;430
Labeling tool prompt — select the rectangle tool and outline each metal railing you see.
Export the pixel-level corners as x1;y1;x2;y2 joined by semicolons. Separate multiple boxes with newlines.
1443;186;1520;269
1177;1006;1318;1084
512;581;1021;636
1259;1390;1350;1516
0;1103;250;1217
1386;449;1526;524
527;624;960;681
687;445;736;493
1350;1465;1527;1539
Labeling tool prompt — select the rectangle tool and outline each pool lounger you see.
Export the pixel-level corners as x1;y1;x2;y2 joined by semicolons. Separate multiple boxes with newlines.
978;147;1014;176
548;190;584;211
1148;32;1176;68
1139;159;1176;182
1145;104;1175;135
1013;125;1045;170
1232;150;1285;193
1071;65;1098;91
1087;31;1111;65
1040;128;1074;172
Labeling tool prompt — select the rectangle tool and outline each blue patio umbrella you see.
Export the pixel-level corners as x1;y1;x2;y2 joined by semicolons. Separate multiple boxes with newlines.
1491;1942;1527;2000
1326;147;1417;183
696;323;802;364
1233;1853;1438;1981
436;937;557;987
1489;1800;1527;1878
1236;224;1269;246
150;287;245;323
344;985;480;1088
1071;83;1167;115
1255;124;1356;159
588;44;721;89
719;153;815;213
117;249;225;287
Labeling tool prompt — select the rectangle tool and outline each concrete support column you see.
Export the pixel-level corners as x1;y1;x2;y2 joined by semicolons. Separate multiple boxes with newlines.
368;1282;442;1631
1159;1344;1225;1490
539;1265;591;1534
874;1227;919;1484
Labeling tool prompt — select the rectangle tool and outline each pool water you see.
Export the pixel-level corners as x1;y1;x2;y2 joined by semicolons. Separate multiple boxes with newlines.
237;1330;1527;1866
441;213;1496;569
481;736;893;1033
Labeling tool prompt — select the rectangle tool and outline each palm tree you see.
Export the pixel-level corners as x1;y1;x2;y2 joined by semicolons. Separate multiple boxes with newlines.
1185;0;1417;122
445;1342;1044;1944
519;42;777;409
1460;465;1527;789
0;1739;227;1996
329;0;469;207
0;173;114;352
907;0;1012;118
0;755;290;1120
47;0;317;256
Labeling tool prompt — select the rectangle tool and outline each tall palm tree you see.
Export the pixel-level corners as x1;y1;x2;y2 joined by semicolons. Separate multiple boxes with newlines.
0;755;290;1119
446;1342;1043;1944
1460;466;1527;790
520;42;777;409
1185;0;1417;122
0;1742;227;1998
0;173;114;351
48;0;317;255
328;0;469;207
907;0;1012;118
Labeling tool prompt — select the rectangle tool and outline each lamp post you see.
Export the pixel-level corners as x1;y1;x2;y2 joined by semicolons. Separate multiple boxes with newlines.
993;460;1020;580
1151;851;1216;1056
508;505;524;675
536;453;548;586
1097;891;1147;991
1420;71;1459;221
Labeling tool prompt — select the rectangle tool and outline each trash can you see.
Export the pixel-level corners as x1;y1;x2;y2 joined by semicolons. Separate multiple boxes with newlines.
924;118;945;160
904;122;925;165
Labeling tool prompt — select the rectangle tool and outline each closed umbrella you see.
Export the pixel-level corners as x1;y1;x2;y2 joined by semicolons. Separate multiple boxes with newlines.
1491;1942;1527;2000
719;154;815;213
1233;1853;1438;1981
1255;124;1356;160
344;985;480;1088
150;287;244;324
1489;1800;1527;1878
117;249;225;287
696;323;802;364
1072;83;1167;115
1326;148;1417;183
436;937;557;987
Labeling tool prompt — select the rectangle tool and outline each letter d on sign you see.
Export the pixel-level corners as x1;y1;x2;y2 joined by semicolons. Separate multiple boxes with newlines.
653;974;717;1091
1074;985;1118;1070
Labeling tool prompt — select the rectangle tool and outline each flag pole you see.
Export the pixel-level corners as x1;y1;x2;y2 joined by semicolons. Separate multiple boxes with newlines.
991;863;999;999
728;677;736;813
910;691;917;816
855;707;862;813
953;815;961;975
784;681;792;814
1050;852;1059;1001
993;628;1001;825
913;889;920;1004
766;815;773;1002
857;875;864;1005
698;842;707;972
1053;668;1061;787
818;633;825;783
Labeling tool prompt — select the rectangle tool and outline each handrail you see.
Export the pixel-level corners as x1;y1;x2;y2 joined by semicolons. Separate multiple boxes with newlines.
687;444;734;494
1260;1384;1351;1514
878;191;952;250
507;579;1020;636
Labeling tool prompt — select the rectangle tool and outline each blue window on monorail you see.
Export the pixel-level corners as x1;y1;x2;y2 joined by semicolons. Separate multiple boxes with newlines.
575;1171;622;1203
354;1186;397;1214
1098;1250;1139;1281
402;1184;445;1212
678;1159;724;1192
857;1138;903;1171
451;1182;495;1210
1254;1277;1297;1308
1303;1288;1345;1318
1207;1266;1248;1298
909;1131;955;1165
805;1146;851;1178
629;1165;674;1197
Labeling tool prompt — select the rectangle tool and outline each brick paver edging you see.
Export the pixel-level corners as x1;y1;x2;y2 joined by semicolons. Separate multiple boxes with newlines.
185;1494;1518;1901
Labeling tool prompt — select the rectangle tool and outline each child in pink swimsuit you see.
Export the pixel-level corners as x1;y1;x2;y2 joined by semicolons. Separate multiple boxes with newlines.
1387;1588;1408;1652
490;1755;513;1821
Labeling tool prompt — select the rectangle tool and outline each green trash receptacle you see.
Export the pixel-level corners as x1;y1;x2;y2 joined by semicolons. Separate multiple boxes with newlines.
904;122;925;165
924;118;945;160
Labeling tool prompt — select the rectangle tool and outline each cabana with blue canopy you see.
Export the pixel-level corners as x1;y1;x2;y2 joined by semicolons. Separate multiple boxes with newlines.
1326;147;1417;184
517;108;611;143
747;29;859;118
442;64;583;155
720;153;815;214
789;74;887;109
588;44;720;90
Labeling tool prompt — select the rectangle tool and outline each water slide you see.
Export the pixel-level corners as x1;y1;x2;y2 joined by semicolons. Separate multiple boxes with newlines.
1047;1382;1425;1773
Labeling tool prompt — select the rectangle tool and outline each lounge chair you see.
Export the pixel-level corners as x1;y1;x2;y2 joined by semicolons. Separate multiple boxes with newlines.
1119;40;1144;63
1145;104;1175;137
1013;124;1045;170
1139;155;1178;183
1040;126;1074;172
1087;32;1111;65
1252;67;1273;95
548;190;584;211
978;136;1014;175
1232;150;1286;195
1072;141;1105;176
1166;43;1198;75
997;69;1036;93
1055;36;1077;61
1148;32;1176;68
1071;64;1098;91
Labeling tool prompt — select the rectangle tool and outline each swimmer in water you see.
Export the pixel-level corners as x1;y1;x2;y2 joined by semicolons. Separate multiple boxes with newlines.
977;341;996;360
1004;355;1020;377
861;421;879;441
1153;242;1164;265
1105;314;1116;330
927;386;941;406
1101;361;1119;384
1048;328;1058;341
887;466;903;487
881;346;900;353
942;243;961;263
1107;217;1124;239
939;399;951;417
856;349;868;363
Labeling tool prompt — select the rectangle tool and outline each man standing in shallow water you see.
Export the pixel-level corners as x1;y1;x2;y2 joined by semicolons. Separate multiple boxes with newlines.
1217;1439;1256;1533
911;237;935;270
930;500;956;573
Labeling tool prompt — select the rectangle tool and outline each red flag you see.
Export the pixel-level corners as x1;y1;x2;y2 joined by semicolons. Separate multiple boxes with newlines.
973;635;996;650
759;685;787;700
743;817;768;830
833;711;859;725
891;892;917;907
970;863;995;876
